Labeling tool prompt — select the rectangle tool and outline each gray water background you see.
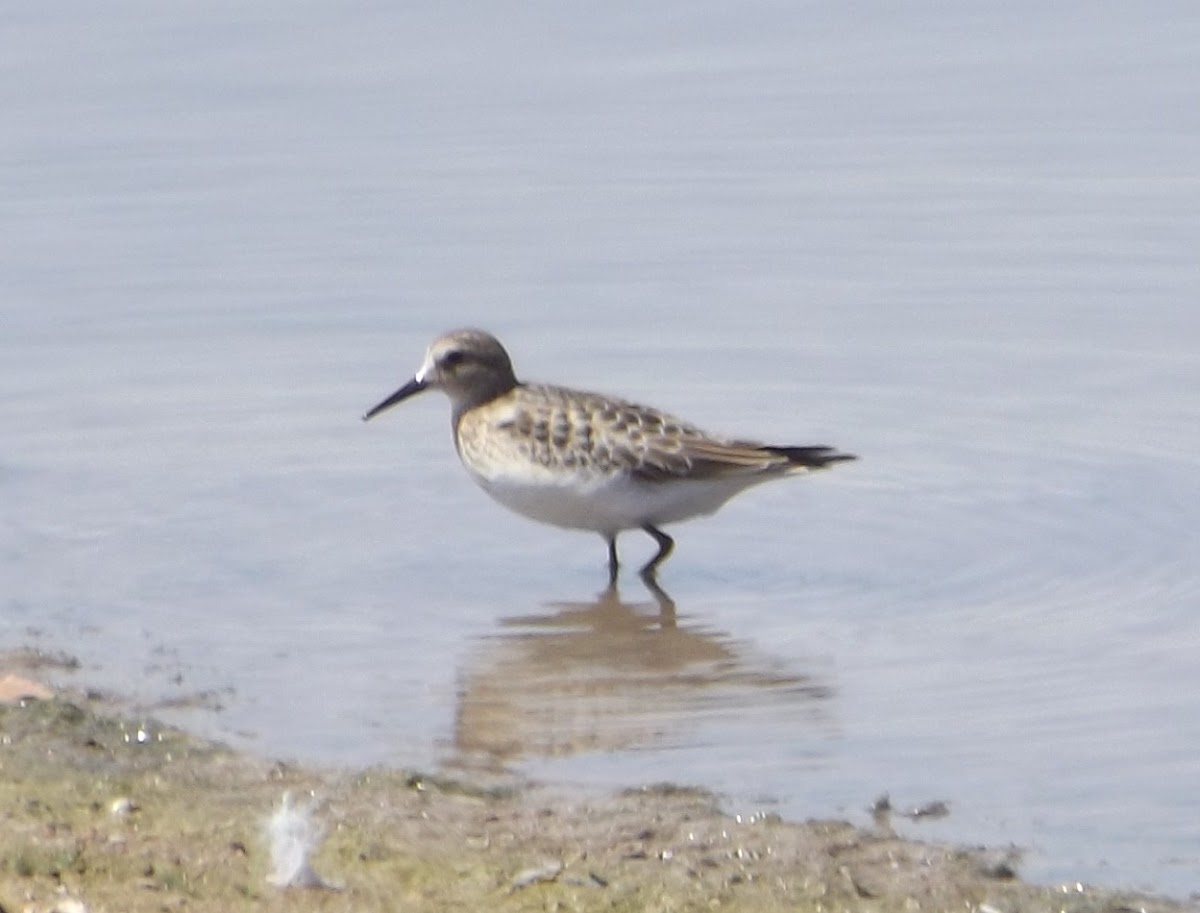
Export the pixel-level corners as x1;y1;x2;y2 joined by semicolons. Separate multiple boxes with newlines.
3;1;1199;897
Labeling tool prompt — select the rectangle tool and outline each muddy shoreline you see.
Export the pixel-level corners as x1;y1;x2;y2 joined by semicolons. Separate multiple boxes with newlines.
0;659;1191;912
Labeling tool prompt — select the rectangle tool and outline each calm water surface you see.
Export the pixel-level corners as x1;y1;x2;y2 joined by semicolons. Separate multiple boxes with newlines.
3;1;1199;897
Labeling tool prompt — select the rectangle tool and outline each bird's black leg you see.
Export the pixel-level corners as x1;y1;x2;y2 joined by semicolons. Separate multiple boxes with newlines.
639;524;675;579
606;534;620;585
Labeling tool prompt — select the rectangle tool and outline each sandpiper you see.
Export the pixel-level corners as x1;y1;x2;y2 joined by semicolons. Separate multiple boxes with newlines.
364;329;855;580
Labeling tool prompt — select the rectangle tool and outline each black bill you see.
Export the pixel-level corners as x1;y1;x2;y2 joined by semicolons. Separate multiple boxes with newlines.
362;377;427;421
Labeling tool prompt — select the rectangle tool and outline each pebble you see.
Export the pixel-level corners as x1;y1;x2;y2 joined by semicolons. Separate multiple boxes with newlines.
509;860;563;891
49;898;88;913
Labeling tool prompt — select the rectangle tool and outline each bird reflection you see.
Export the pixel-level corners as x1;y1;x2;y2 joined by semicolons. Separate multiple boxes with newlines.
447;579;833;769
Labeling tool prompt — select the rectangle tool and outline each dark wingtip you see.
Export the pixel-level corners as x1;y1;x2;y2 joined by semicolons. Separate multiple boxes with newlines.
765;445;858;469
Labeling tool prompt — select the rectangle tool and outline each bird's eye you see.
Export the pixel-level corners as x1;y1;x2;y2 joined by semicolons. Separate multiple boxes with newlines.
442;350;465;369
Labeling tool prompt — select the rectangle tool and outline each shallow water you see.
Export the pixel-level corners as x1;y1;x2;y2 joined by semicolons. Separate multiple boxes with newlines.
4;1;1200;897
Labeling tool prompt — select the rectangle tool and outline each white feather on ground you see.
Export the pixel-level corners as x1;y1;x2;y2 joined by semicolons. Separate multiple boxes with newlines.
264;791;337;889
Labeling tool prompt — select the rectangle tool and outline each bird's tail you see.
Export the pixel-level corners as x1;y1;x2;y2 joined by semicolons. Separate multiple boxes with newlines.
763;445;857;470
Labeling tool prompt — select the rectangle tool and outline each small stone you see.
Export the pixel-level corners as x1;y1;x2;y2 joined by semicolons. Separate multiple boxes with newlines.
509;860;563;891
49;898;88;913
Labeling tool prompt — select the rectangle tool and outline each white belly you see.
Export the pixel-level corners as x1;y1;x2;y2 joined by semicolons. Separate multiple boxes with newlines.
465;462;762;535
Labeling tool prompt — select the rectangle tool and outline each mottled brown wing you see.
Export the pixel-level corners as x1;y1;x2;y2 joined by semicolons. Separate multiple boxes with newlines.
631;435;786;482
634;434;856;482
